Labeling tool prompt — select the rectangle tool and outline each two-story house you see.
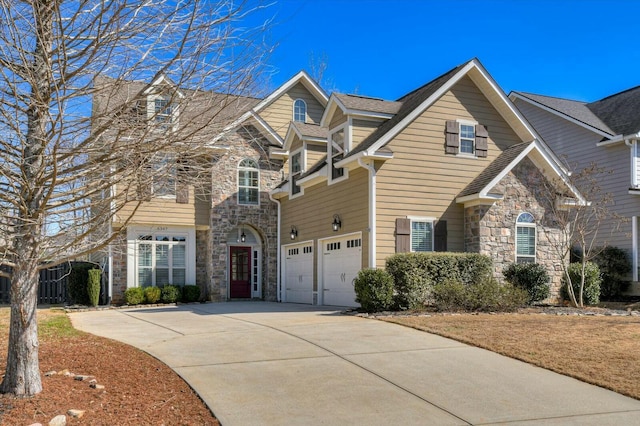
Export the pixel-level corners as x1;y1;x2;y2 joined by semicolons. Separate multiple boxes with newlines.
511;88;640;294
92;71;328;303
271;59;582;307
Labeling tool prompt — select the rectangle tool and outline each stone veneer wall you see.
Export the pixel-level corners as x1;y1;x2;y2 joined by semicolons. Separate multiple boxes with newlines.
196;229;211;299
110;232;128;303
464;158;564;301
208;125;281;301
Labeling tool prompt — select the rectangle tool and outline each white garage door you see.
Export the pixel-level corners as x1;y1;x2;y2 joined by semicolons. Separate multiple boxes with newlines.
284;243;314;304
321;235;362;307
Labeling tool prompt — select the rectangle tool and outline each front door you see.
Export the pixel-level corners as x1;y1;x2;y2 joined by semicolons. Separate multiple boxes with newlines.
230;246;251;298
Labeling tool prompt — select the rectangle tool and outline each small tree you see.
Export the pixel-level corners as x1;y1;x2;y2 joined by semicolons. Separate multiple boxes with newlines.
540;163;623;307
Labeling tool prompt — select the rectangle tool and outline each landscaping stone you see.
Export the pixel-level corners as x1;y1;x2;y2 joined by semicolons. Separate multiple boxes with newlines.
67;409;85;419
48;415;66;426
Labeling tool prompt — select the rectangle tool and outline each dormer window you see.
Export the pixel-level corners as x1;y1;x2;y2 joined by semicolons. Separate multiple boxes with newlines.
329;126;347;182
293;99;307;123
290;150;303;196
147;93;177;131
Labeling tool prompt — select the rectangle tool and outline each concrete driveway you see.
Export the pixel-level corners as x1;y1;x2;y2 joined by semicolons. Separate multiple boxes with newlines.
70;302;640;425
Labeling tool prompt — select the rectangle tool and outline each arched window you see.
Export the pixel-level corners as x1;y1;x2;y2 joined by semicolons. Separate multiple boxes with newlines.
516;212;536;263
238;159;259;205
293;99;306;123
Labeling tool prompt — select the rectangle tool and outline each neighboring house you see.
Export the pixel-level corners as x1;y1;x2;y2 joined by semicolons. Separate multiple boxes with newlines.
511;88;640;294
92;71;328;303
270;58;582;306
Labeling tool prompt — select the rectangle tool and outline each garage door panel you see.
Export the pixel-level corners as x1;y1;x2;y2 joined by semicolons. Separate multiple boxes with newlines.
322;236;362;307
284;244;313;304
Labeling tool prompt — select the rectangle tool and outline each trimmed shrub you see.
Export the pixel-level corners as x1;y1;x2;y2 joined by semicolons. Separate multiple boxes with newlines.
354;269;395;313
593;246;631;300
385;252;493;310
87;269;101;307
561;262;601;305
68;263;93;305
161;284;182;303
432;277;527;312
124;287;145;305
503;263;550;304
182;285;201;303
144;286;161;304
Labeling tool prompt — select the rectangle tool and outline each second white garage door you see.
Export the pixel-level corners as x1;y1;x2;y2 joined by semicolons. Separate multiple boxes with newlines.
284;243;314;304
321;234;362;307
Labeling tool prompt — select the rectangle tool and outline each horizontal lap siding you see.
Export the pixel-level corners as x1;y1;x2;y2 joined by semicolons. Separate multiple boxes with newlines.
260;83;324;139
351;119;381;149
281;168;369;290
116;187;204;227
376;76;522;265
306;143;326;170
515;99;639;252
329;110;347;130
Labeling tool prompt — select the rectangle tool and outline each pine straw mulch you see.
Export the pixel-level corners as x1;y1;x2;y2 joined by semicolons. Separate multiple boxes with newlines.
0;309;219;425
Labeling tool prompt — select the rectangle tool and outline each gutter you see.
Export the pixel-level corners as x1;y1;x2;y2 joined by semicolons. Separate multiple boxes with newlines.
597;133;640;147
357;157;377;268
268;192;282;302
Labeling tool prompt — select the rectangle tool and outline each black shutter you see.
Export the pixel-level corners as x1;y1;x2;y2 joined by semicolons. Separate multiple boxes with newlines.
434;220;447;252
475;124;488;158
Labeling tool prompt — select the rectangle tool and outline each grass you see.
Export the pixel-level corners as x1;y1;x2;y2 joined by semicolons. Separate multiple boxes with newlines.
382;311;640;400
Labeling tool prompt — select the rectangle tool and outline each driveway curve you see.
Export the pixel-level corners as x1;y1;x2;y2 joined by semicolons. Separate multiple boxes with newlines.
70;302;640;425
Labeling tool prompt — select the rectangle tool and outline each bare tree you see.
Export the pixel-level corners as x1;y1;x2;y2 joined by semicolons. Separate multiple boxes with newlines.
541;163;621;307
0;0;272;396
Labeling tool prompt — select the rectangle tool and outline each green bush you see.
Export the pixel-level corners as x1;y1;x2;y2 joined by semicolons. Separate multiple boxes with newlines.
144;286;161;304
124;287;145;305
593;246;631;300
87;269;101;307
161;284;182;303
561;262;601;305
182;285;201;303
432;278;527;312
68;263;94;305
385;252;493;310
354;269;395;312
503;263;550;304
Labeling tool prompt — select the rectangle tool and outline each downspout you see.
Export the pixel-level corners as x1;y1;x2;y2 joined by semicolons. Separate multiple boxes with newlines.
358;157;376;268
269;192;282;301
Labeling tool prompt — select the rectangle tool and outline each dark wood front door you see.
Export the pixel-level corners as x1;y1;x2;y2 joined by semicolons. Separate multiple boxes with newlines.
230;246;251;298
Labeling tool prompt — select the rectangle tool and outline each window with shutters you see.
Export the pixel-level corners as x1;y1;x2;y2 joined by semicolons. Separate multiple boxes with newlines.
238;159;260;205
516;212;536;263
411;219;434;252
445;120;488;158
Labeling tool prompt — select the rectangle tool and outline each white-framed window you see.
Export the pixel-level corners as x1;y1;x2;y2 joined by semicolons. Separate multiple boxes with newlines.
329;125;347;182
148;94;177;131
411;219;434;252
460;123;475;155
238;158;259;205
516;212;536;263
293;99;307;123
290;150;303;196
137;234;187;287
632;140;640;188
152;152;176;197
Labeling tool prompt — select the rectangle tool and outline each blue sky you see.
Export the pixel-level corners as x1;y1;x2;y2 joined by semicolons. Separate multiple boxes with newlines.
250;0;639;102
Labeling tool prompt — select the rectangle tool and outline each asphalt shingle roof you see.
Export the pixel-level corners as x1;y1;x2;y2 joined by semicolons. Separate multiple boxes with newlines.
512;92;614;135
290;122;328;139
334;93;402;115
458;142;531;197
586;86;640;135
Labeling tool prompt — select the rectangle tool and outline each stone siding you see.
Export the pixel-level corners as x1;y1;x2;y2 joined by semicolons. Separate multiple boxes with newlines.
196;229;211;299
464;158;564;301
110;232;128;304
208;125;281;301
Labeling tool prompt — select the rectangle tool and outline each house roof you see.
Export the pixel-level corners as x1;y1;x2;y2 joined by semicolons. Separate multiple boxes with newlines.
510;91;614;136
290;122;328;139
586;85;640;136
333;93;403;115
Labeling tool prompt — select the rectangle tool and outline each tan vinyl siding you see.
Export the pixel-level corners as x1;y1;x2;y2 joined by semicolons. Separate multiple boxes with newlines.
116;186;208;228
259;83;324;139
351;119;382;151
376;75;522;265
280;168;369;291
306;143;326;170
514;99;638;253
329;109;347;130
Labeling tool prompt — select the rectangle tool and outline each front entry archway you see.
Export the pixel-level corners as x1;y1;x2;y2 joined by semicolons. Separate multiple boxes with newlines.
227;226;262;299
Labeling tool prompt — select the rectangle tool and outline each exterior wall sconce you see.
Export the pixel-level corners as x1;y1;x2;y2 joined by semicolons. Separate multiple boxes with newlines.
290;226;298;240
240;228;246;243
332;214;341;232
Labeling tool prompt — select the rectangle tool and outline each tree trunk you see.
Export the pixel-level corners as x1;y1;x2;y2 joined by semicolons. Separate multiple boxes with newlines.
0;261;42;396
